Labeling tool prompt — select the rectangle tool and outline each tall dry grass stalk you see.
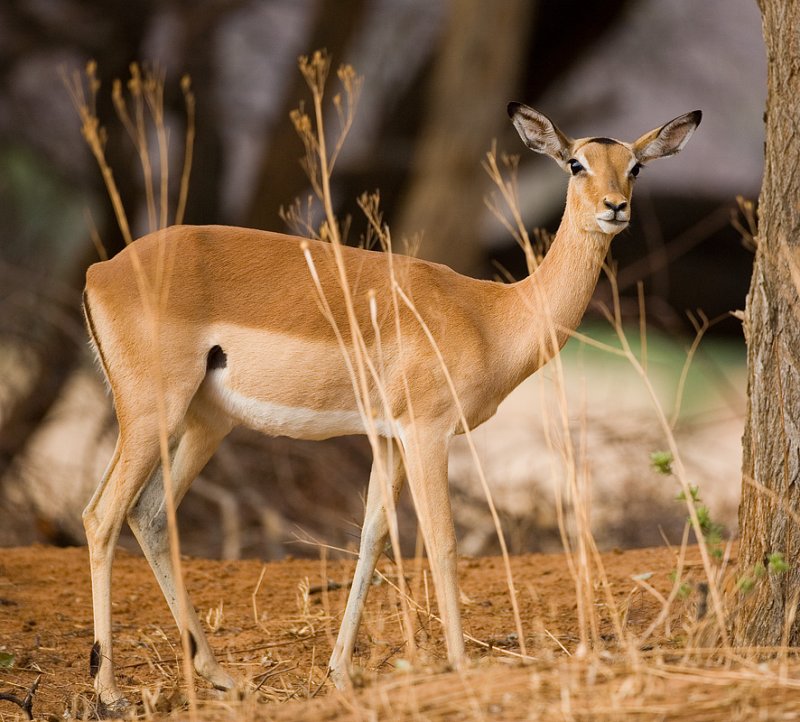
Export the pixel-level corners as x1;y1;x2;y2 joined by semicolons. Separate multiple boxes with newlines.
598;270;730;647
65;61;199;718
290;51;740;684
483;144;743;665
484;146;622;657
288;50;530;670
287;50;418;667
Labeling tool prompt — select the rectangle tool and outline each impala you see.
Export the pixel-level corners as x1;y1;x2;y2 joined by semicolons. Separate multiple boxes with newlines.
81;103;700;713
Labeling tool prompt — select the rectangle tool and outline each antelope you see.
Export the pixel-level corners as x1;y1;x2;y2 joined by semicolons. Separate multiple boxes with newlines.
81;103;700;713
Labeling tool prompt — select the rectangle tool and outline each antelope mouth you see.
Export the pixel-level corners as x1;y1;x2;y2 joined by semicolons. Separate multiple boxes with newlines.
596;217;629;234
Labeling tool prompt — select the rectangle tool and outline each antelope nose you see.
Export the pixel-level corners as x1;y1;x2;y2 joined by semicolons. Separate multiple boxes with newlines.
604;198;628;213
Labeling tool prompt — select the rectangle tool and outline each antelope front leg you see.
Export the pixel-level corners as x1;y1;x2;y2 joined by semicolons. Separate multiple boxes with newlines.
403;429;465;669
329;439;405;687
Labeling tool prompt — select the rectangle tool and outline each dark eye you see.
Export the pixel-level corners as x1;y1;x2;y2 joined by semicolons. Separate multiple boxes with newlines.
568;159;585;175
630;163;642;178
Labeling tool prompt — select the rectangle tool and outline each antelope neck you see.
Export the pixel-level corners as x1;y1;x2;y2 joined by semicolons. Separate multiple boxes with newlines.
499;207;613;387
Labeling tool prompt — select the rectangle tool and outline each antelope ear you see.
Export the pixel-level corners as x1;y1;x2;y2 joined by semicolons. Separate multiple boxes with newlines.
632;110;702;163
508;102;572;164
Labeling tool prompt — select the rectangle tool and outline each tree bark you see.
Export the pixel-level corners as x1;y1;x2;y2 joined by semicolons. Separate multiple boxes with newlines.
733;0;800;647
393;0;534;275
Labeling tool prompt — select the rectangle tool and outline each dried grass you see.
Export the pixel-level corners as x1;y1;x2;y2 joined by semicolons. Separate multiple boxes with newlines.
58;51;799;722
259;658;800;722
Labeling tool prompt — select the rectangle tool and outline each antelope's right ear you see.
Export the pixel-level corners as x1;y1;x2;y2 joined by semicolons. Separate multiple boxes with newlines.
508;103;572;164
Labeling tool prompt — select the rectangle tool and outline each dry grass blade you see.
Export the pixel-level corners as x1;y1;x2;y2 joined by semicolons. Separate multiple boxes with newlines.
731;195;757;252
175;75;196;226
393;283;528;658
290;49;532;673
61;61;133;246
290;49;419;661
68;61;200;718
590;268;732;649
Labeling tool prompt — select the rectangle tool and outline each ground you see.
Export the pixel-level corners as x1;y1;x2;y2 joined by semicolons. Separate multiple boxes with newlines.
1;544;799;721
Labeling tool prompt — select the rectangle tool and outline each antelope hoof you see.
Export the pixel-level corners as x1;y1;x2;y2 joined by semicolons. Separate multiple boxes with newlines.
97;694;133;719
328;664;349;690
211;670;236;692
197;662;236;692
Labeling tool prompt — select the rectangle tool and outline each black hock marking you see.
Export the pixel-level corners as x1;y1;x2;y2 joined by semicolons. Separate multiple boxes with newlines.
187;630;198;661
90;641;101;678
588;137;622;146
206;345;227;371
696;582;709;621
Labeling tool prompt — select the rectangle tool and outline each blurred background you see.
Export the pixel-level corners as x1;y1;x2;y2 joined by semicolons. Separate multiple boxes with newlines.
0;0;763;558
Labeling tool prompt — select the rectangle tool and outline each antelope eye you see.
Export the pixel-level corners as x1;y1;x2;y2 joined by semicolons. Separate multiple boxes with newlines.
568;159;585;175
630;163;642;178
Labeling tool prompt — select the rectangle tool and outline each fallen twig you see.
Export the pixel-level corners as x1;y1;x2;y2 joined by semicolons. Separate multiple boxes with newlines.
0;674;40;720
308;580;350;595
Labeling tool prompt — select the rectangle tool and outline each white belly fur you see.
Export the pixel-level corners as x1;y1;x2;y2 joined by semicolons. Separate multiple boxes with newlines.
200;369;396;441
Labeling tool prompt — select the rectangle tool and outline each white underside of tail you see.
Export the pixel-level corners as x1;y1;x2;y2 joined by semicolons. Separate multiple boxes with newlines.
200;369;397;441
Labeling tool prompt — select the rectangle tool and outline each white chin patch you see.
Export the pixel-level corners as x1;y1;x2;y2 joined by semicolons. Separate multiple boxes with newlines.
596;218;629;235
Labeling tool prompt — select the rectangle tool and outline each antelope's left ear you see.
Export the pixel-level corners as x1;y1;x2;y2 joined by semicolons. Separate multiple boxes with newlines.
632;110;702;163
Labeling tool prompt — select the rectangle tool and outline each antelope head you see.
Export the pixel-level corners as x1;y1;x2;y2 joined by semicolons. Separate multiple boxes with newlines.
508;103;702;236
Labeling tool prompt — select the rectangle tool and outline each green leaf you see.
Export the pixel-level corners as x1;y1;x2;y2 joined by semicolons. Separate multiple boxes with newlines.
696;505;711;530
650;450;673;475
676;485;701;503
0;651;14;668
768;552;789;574
737;576;755;594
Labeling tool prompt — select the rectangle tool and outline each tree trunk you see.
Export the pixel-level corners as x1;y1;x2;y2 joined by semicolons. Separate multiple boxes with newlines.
0;1;152;484
246;0;366;232
733;0;800;647
393;0;534;275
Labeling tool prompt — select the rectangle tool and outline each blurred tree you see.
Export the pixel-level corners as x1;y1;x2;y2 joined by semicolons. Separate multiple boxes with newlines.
173;0;245;226
0;0;155;488
733;0;800;647
393;0;533;274
391;0;631;275
0;0;237;540
246;0;366;231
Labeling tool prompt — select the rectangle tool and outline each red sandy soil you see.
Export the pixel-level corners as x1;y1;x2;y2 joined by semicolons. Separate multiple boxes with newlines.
0;544;711;720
